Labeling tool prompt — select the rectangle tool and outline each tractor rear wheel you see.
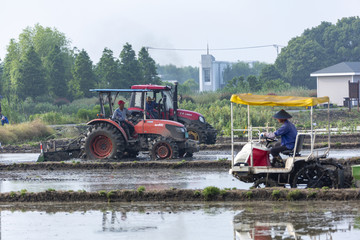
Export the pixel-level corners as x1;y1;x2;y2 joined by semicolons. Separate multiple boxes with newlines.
83;123;125;160
186;123;207;144
150;137;179;160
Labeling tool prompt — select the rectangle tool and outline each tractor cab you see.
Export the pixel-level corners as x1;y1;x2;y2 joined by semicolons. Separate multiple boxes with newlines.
129;85;174;120
129;84;217;144
229;94;346;188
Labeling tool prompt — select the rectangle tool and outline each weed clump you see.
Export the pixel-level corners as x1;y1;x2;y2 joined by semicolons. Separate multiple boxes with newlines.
137;186;146;193
245;191;253;199
202;186;221;200
286;190;303;200
272;189;281;200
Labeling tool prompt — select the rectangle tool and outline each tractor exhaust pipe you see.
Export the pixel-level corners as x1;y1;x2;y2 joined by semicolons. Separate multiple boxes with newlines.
173;81;178;122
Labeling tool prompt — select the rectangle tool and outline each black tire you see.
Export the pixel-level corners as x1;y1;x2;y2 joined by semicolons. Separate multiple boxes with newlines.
83;123;125;160
252;177;278;188
185;123;207;144
205;123;217;144
292;163;338;189
150;136;179;160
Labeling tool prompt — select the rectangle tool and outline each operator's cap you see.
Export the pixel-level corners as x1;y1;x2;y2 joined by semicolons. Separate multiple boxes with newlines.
118;100;125;105
273;109;292;119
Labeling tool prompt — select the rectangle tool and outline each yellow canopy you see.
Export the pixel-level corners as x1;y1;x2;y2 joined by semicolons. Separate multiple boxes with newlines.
230;93;329;107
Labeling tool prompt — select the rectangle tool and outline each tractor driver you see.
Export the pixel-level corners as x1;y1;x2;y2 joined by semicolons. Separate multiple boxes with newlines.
146;96;159;119
112;100;135;139
262;109;297;165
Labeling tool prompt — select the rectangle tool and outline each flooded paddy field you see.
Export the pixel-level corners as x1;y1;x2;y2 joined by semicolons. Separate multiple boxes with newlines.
1;201;360;240
0;149;359;193
0;168;251;193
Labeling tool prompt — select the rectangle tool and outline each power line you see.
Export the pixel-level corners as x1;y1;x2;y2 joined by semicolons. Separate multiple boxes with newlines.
146;44;284;52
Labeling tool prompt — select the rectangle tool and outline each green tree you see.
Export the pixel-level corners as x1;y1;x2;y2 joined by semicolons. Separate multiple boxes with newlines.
222;76;249;93
138;47;161;85
259;65;282;83
157;64;199;84
223;61;266;84
179;78;199;94
1;24;73;101
95;48;121;88
119;43;142;88
0;59;3;93
247;75;260;92
1;39;21;98
69;49;96;98
46;45;68;98
17;46;45;100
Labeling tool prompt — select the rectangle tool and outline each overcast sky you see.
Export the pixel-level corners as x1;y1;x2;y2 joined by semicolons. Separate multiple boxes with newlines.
0;0;359;67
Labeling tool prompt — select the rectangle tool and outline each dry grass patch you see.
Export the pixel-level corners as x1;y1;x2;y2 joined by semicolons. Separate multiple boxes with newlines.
0;120;54;144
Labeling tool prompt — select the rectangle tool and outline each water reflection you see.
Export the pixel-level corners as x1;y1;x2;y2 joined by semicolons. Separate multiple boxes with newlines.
233;202;358;240
0;202;359;239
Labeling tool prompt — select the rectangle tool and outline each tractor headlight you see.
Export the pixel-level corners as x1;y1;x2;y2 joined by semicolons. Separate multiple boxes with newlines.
199;116;205;123
175;127;186;133
166;125;187;139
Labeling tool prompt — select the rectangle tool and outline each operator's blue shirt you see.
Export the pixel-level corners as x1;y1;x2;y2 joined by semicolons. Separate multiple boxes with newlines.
274;120;297;150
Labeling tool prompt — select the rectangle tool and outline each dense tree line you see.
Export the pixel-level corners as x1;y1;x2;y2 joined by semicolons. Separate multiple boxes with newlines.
268;16;360;89
0;24;160;104
1;16;359;107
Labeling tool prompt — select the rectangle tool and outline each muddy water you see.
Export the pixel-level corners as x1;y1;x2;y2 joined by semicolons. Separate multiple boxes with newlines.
1;201;360;240
0;168;252;193
0;148;359;164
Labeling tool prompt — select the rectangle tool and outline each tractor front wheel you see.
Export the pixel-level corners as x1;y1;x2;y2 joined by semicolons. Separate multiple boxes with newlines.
83;123;125;160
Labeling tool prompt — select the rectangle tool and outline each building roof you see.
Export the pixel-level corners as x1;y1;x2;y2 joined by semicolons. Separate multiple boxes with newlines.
310;62;360;77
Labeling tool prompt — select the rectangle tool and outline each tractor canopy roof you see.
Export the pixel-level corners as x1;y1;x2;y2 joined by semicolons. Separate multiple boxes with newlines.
90;89;152;93
230;93;329;107
131;85;171;91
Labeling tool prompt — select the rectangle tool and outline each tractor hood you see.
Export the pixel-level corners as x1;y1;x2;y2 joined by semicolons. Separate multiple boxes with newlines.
177;109;203;121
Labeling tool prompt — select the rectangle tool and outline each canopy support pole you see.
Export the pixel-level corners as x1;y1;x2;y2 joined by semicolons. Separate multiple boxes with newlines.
310;106;314;154
231;102;234;167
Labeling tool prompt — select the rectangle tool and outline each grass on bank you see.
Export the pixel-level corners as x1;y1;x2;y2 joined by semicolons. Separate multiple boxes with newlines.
0;120;54;145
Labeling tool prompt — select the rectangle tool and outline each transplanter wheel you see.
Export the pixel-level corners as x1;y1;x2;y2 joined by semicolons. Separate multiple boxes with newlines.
150;136;179;160
292;163;338;189
252;177;278;188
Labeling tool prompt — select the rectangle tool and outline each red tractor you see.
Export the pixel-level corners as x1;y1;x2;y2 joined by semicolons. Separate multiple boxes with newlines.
81;89;199;160
129;83;217;144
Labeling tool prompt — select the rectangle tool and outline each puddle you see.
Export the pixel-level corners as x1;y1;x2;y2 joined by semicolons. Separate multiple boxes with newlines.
0;201;359;240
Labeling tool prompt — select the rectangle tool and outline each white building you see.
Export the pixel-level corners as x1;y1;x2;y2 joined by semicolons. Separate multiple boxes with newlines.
311;62;360;106
199;54;230;92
